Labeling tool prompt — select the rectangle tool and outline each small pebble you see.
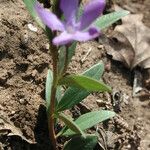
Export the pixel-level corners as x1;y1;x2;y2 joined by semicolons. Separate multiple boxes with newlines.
97;45;104;49
27;23;38;32
19;99;25;104
20;30;29;47
45;43;50;50
11;111;15;115
31;69;37;77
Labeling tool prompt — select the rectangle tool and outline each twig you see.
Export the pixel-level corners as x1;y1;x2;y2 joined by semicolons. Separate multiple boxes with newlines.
81;48;92;63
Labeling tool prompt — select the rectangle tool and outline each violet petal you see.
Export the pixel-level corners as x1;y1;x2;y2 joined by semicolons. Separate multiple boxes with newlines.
52;31;74;45
35;2;64;31
60;0;79;23
79;0;105;30
73;27;100;41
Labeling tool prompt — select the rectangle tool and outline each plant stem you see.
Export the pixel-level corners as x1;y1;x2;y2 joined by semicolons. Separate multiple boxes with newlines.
49;44;58;150
49;86;57;149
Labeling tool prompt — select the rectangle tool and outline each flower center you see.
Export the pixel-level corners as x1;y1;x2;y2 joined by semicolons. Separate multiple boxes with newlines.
66;25;76;34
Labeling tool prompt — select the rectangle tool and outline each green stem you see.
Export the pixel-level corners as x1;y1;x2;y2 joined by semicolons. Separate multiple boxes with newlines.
47;2;61;149
49;86;57;149
48;44;58;150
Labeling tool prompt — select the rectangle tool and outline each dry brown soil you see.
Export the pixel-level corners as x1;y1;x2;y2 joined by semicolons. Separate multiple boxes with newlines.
0;0;149;150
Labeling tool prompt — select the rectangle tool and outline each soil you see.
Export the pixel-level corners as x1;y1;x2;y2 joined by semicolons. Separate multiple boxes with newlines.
0;0;149;150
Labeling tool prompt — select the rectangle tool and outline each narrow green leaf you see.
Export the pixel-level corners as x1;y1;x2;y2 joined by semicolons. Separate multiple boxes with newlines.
57;88;89;112
46;70;62;113
56;86;62;103
58;42;77;74
58;46;66;73
56;62;105;111
67;42;77;65
45;69;53;111
94;10;130;29
58;113;85;137
23;0;44;28
63;135;98;150
63;110;115;136
59;75;111;92
77;4;83;20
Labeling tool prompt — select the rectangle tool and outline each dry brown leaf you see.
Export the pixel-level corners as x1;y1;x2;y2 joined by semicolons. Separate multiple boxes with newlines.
100;32;135;68
0;112;35;144
115;14;150;69
103;14;150;70
99;13;150;92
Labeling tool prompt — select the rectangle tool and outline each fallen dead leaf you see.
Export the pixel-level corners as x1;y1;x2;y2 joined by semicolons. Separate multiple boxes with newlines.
99;32;135;68
99;13;150;92
115;14;150;69
102;14;150;70
0;111;35;144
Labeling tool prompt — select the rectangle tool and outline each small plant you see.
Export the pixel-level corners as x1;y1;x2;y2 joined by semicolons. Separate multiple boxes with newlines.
23;0;129;149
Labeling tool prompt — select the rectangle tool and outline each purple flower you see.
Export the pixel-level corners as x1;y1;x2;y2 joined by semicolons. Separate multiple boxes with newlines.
35;0;105;45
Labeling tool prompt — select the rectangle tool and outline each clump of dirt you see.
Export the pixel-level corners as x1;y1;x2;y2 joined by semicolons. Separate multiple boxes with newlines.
0;0;149;150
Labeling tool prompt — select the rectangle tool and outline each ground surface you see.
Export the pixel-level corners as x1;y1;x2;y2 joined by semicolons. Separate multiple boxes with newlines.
0;0;149;150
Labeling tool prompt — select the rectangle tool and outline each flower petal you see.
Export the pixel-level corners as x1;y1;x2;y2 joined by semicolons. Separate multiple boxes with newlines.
60;0;79;23
53;32;74;45
35;2;64;31
53;27;100;45
73;27;100;41
80;0;105;30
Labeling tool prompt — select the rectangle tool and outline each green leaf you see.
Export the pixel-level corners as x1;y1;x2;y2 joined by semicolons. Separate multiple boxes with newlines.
56;86;62;103
77;4;83;20
58;46;66;73
57;88;89;112
45;69;53;111
67;42;77;65
59;75;111;92
46;70;62;113
58;113;85;137
94;10;130;29
63;135;98;150
58;42;76;74
23;0;44;29
63;110;115;136
56;62;105;112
